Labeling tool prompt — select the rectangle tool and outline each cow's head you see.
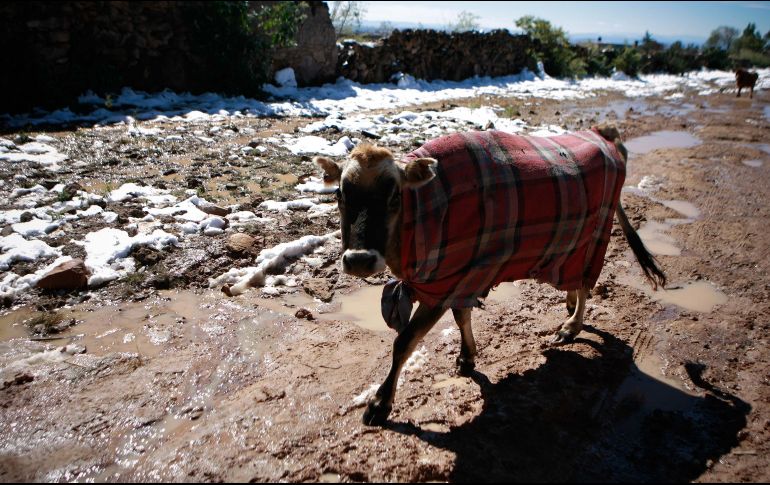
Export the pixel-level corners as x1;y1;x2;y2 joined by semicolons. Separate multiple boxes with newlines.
315;144;436;278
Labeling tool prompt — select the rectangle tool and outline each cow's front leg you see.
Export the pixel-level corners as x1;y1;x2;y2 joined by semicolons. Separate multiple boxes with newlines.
363;303;446;426
737;87;742;98
452;308;477;376
552;287;587;345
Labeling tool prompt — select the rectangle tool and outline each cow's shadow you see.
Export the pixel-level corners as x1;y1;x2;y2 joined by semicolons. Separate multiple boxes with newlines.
385;326;750;482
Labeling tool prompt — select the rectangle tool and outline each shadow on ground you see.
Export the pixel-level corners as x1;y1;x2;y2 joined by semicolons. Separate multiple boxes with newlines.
387;326;750;482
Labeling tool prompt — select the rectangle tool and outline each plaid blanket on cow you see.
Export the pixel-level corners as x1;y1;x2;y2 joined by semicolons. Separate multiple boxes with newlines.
398;128;626;309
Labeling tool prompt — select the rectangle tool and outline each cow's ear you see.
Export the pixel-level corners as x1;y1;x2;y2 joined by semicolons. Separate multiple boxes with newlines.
314;156;342;184
402;157;437;188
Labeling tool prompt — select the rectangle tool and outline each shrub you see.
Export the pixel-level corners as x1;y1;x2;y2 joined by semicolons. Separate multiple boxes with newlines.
613;47;642;77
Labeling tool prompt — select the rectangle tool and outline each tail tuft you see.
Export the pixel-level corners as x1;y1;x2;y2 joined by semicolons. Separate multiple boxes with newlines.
616;204;667;290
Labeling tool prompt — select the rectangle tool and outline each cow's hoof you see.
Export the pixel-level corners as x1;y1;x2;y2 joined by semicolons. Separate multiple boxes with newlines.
363;399;391;426
455;356;475;376
551;329;577;346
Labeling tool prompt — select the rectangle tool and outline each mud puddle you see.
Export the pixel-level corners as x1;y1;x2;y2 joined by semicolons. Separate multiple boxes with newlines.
0;308;37;341
637;219;688;256
486;282;522;303
625;130;702;154
255;284;391;332
70;290;218;357
620;274;728;313
0;289;258;367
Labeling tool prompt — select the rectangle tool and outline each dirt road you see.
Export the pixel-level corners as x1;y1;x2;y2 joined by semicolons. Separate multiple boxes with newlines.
1;88;768;482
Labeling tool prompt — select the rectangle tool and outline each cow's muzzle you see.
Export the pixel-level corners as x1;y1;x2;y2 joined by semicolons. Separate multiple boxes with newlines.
342;249;385;277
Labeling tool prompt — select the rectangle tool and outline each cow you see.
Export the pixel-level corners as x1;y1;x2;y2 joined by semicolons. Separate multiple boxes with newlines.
315;125;666;426
735;68;759;98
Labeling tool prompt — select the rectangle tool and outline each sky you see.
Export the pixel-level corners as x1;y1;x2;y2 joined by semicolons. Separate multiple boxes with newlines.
362;1;770;43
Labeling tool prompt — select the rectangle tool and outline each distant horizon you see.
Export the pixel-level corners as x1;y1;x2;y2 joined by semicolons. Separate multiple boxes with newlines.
359;1;770;46
357;19;710;46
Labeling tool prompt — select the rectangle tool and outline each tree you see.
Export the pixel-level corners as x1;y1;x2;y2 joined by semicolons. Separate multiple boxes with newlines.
730;22;770;67
639;31;663;55
705;26;739;51
732;22;764;52
515;15;577;77
329;1;367;36
254;2;307;48
449;11;481;33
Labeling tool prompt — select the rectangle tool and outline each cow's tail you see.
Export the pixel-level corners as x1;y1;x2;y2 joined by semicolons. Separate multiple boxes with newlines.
615;204;667;290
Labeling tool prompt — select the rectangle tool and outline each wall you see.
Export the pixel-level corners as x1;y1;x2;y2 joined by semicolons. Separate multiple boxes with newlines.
0;2;534;115
0;1;339;114
337;29;537;84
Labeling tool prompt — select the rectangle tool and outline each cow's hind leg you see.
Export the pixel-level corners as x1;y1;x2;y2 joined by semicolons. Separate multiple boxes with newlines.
363;303;446;426
452;308;477;376
552;287;587;345
566;289;578;316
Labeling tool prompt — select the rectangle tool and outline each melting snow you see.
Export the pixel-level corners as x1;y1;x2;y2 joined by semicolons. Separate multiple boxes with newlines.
210;231;339;295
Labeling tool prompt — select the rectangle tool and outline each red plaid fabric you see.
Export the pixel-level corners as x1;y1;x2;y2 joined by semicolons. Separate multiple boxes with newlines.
400;128;626;309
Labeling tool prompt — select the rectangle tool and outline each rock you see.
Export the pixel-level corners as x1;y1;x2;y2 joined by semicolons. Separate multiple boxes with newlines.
133;246;164;266
295;308;314;320
226;233;255;254
19;211;34;222
146;273;170;289
36;259;90;290
196;200;229;217
1;372;34;390
1;226;13;236
40;179;59;190
63;182;83;196
302;277;335;302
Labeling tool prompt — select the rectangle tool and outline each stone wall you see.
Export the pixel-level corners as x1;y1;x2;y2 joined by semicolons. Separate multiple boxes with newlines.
0;1;339;114
0;1;196;113
0;2;536;115
337;29;537;84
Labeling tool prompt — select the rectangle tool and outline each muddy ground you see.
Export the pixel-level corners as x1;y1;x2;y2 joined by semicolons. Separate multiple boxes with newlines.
1;87;769;482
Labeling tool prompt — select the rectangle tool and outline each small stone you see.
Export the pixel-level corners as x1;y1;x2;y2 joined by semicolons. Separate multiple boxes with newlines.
302;278;335;302
295;308;314;320
226;233;255;254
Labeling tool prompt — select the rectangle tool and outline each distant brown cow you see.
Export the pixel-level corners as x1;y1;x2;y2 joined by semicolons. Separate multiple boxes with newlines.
735;68;759;98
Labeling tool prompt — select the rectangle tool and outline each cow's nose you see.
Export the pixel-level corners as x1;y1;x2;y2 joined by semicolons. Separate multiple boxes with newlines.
342;250;378;276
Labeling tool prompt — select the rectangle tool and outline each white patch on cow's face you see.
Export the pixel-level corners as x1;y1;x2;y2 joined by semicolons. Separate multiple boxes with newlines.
342;249;386;277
